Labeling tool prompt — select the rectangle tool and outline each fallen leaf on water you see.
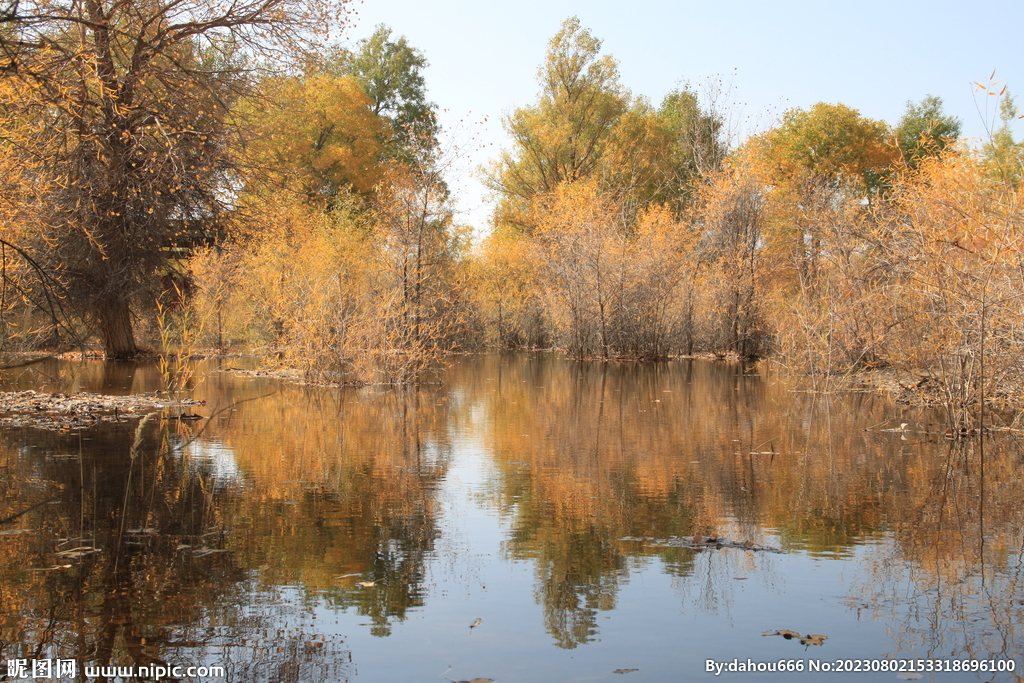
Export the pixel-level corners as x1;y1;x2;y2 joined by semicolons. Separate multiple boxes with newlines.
763;629;801;639
613;668;639;674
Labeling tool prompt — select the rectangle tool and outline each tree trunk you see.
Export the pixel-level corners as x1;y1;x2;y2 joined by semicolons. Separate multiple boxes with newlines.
97;296;140;359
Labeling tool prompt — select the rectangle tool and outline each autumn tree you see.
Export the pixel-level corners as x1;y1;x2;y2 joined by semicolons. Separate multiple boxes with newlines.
476;18;724;355
345;25;440;167
485;17;628;232
485;17;725;236
748;102;896;286
241;69;387;207
756;102;895;195
695;157;768;357
893;95;961;169
0;0;347;358
600;92;725;218
872;150;1024;428
189;31;463;382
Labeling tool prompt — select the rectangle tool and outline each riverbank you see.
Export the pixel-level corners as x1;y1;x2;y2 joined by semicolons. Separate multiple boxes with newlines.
0;390;204;431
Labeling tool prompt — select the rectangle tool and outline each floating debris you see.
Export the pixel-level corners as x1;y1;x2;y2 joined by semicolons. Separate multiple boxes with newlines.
619;535;782;553
763;629;828;646
762;629;802;639
0;390;204;431
158;412;205;421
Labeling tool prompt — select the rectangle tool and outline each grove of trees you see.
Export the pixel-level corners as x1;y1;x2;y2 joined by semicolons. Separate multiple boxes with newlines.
2;12;1023;426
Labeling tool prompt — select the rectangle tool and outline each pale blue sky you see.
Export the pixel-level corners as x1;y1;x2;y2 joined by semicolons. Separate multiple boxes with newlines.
341;0;1024;229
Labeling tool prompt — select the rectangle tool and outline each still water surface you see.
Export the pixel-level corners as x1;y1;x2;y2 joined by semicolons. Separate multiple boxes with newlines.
1;354;1022;682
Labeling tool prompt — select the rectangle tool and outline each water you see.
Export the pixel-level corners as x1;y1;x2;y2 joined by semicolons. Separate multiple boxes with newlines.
1;353;1022;682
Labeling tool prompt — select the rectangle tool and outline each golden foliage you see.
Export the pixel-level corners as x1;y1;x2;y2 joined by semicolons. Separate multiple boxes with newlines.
522;181;696;358
242;72;388;201
188;165;467;384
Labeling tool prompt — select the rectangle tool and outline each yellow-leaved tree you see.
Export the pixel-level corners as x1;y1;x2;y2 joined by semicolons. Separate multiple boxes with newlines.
0;0;349;358
186;33;467;384
242;71;388;205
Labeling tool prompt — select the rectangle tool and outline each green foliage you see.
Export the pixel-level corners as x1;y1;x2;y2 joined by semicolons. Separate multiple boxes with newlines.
758;102;896;194
486;18;724;232
658;88;727;176
346;25;440;167
981;90;1024;186
486;17;628;230
894;95;961;169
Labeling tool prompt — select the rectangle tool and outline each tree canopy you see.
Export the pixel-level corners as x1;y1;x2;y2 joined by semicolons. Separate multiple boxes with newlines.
753;102;896;194
486;17;724;232
346;25;439;166
243;70;387;206
0;0;349;357
487;16;627;224
894;95;961;169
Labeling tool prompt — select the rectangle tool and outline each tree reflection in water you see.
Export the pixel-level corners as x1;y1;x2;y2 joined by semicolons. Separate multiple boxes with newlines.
0;372;451;680
1;354;1023;679
454;353;1024;657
